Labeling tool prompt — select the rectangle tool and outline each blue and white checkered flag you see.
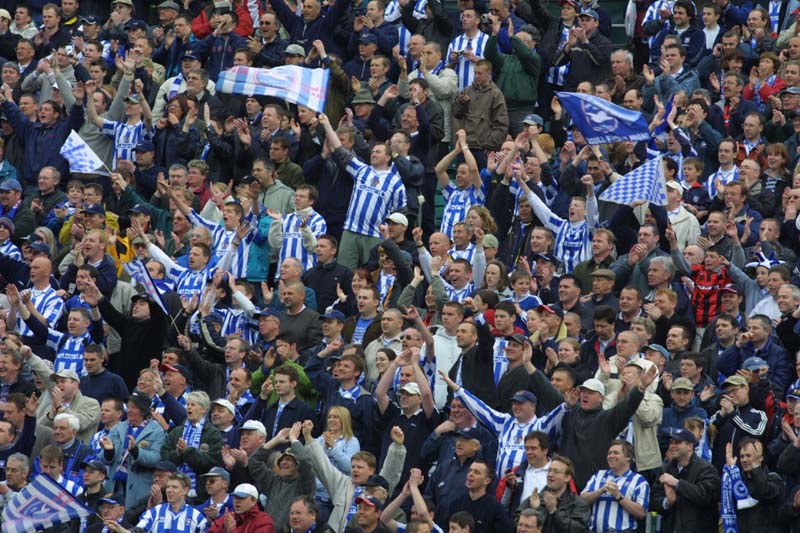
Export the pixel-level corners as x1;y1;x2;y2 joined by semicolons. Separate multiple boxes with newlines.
599;156;667;206
2;474;92;532
59;131;105;173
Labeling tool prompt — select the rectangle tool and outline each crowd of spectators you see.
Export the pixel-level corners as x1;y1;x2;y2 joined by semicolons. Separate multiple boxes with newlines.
6;0;800;532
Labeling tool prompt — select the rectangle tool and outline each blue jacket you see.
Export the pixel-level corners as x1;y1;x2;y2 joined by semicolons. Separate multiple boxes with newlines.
271;0;350;54
247;215;272;282
710;402;767;471
101;419;166;508
659;404;708;451
193;32;248;81
717;338;791;398
1;100;84;184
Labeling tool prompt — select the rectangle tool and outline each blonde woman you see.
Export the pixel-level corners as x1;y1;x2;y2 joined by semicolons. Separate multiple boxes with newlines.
314;405;360;522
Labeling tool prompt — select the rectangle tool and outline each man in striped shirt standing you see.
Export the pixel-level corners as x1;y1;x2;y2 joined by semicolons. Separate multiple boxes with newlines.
11;256;64;341
440;367;574;477
268;184;328;274
319;113;407;270
581;439;649;533
446;8;488;91
514;165;598;274
435;130;484;239
122;472;208;533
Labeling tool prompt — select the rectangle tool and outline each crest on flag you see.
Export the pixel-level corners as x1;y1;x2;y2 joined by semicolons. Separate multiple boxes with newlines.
557;92;650;145
599;156;667;206
59;131;105;173
123;259;170;315
2;474;91;533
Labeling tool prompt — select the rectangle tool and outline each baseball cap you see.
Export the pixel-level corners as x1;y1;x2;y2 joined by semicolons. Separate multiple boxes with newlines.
522;113;544;126
505;333;531;346
27;241;51;255
532;252;557;264
385;212;409;226
643;344;670;360
131;293;153;304
625;358;650;371
158;0;181;10
670;428;697;445
720;284;740;295
125;93;141;104
359;32;378;45
579;378;605;395
133;140;155;152
560;0;579;7
80;15;100;25
232;483;259;499
125;19;148;31
154;461;178;472
80;459;108;476
181;52;200;62
128;203;151;215
665;180;684;192
319;310;346;323
722;374;749;388
671;377;694;391
590;268;615;280
50;369;80;382
356;495;385;510
742;356;768;371
578;8;599;19
285;44;306;56
787;380;800;400
400;382;421;396
113;0;134;5
0;179;21;191
201;466;231;483
211;398;236;417
82;203;106;216
453;427;481;440
483;234;499;248
363;475;389;491
254;308;282;320
536;304;564;319
98;493;125;506
0;9;11;20
159;362;192;382
0;217;14;234
238;419;267;436
781;86;800;96
511;390;538;404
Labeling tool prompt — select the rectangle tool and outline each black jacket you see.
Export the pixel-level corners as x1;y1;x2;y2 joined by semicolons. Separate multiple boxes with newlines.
303;260;353;312
245;395;316;446
735;465;786;533
651;454;721;533
448;321;498;409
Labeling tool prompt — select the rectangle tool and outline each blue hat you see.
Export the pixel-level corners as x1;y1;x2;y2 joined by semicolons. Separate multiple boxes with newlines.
125;93;141;104
134;140;155;152
80;15;100;25
27;242;50;255
125;19;148;31
0;179;21;192
511;390;538;404
200;466;231;482
205;312;224;325
643;344;670;360
319;310;346;323
356;495;384;510
742;356;768;371
787;380;800;400
522;114;544;126
578;8;599;19
160;362;192;382
453;427;482;440
154;461;178;472
359;32;378;45
82;203;105;216
505;333;531;346
128;203;151;215
254;308;282;320
80;459;108;476
363;474;389;491
670;428;697;445
181;52;200;62
98;492;125;506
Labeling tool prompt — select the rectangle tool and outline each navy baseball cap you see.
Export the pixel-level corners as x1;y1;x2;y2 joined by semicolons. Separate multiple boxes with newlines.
254;308;282;320
319;310;346;323
181;52;201;62
80;15;100;25
787;380;800;400
359;32;378;45
670;428;697;445
125;19;148;31
154;461;178;472
134;140;155;152
0;179;22;191
80;459;108;476
82;203;105;216
511;390;538;404
128;203;151;215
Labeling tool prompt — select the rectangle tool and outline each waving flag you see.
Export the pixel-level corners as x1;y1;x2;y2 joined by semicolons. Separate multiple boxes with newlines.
59;131;105;173
557;92;650;145
123;259;169;315
599;155;667;206
2;474;91;532
216;66;330;113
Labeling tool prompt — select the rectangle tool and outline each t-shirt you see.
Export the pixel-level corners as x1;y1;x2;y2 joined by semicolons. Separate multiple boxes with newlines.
352;316;375;345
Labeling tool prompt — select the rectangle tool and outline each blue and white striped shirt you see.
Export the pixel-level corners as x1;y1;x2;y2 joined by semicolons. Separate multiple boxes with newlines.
17;287;64;338
584;468;649;533
278;210;327;272
546;25;571;86
46;328;93;376
343;157;408;238
441;183;485;239
449;243;475;263
188;210;257;279
0;240;21;260
706;166;739;199
492;337;509;385
525;191;597;274
643;0;677;51
147;243;213;299
101;119;152;166
455;387;567;476
447;31;489;90
135;502;207;533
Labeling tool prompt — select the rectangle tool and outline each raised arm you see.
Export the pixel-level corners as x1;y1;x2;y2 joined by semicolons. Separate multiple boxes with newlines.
83;80;104;129
435;143;461;188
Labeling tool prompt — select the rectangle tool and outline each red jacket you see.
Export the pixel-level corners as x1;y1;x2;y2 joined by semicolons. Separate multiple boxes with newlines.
209;506;275;533
192;1;255;39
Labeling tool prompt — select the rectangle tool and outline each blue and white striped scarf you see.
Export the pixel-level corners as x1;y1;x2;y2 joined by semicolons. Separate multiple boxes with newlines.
178;418;205;489
721;464;758;532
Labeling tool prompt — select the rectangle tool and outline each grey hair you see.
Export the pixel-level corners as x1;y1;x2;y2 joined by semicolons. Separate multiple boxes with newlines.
186;391;211;411
611;49;634;66
649;256;675;277
781;284;800;300
7;453;29;472
54;413;80;432
168;163;188;175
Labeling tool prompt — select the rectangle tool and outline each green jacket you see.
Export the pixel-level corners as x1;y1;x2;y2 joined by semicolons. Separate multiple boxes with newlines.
250;358;318;407
484;33;541;107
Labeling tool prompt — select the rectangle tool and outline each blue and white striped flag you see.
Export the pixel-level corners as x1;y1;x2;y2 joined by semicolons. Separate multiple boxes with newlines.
123;258;170;315
557;91;650;145
599;155;667;206
2;474;92;532
216;66;330;113
59;131;105;173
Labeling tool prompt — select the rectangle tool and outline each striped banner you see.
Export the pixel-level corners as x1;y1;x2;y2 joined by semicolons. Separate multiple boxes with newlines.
216;65;330;113
2;474;91;532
